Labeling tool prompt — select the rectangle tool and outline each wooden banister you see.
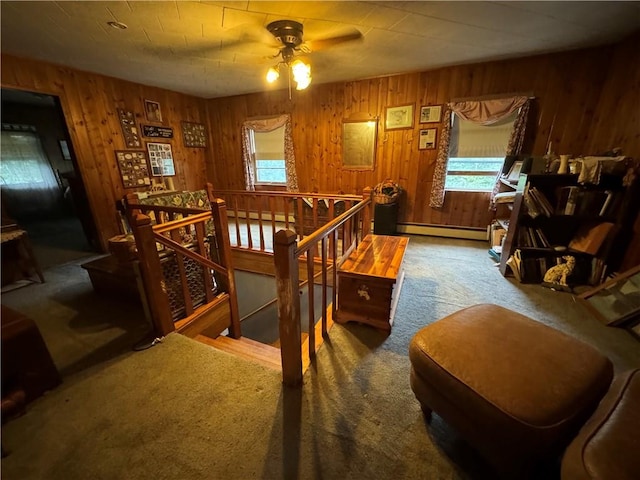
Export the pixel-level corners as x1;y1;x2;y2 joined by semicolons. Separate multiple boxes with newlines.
131;213;174;336
210;198;241;339
274;229;303;386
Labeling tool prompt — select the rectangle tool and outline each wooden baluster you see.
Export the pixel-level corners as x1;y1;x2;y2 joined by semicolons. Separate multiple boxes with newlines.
321;236;328;336
284;197;291;230
274;229;302;387
362;187;372;238
306;243;316;360
195;221;215;303
312;197;319;232
297;197;304;239
331;229;338;322
233;195;242;248
131;214;174;336
211;199;241;338
170;228;193;316
269;196;277;250
257;195;265;251
245;196;253;250
328;199;336;262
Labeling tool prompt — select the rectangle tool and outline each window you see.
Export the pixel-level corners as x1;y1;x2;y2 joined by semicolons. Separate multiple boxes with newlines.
250;126;286;185
0;130;55;187
445;111;518;192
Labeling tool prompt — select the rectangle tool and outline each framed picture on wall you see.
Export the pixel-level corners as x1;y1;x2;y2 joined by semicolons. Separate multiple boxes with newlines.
114;150;151;188
182;121;207;148
342;119;377;170
146;142;175;176
144;99;163;123
418;128;437;150
117;108;142;147
419;105;442;123
385;104;414;130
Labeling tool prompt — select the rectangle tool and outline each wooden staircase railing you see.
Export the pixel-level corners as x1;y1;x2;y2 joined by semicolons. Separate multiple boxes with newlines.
212;190;364;252
128;192;240;339
274;188;372;386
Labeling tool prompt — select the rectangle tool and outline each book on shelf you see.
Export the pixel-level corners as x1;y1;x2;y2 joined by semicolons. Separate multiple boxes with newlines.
562;186;580;215
506;249;522;282
528;187;554;217
556;186;615;217
517;226;551;248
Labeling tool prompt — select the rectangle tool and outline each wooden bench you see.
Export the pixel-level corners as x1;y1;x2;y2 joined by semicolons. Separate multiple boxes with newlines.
335;234;409;332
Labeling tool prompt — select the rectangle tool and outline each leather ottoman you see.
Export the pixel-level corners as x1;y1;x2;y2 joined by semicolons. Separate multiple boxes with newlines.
409;304;613;477
561;368;640;480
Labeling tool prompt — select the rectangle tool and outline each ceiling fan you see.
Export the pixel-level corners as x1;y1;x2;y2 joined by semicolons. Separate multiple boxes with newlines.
263;20;362;94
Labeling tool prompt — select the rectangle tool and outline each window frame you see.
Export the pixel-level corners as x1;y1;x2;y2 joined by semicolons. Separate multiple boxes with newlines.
249;127;287;187
444;110;519;193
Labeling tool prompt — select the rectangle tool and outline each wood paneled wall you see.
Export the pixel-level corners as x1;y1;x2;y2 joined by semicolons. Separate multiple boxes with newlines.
1;54;209;251
1;33;638;250
206;35;640;230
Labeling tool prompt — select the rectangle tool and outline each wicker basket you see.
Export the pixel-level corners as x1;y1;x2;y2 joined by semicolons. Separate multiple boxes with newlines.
373;179;402;204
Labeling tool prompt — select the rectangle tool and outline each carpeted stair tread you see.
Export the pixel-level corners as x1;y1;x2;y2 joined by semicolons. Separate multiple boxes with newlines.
194;334;282;371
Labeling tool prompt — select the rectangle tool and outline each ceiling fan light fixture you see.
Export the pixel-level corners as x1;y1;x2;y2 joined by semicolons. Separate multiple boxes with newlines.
291;59;311;90
266;67;280;83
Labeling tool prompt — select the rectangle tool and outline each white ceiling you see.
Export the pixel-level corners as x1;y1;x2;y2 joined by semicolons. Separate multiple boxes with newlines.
1;1;639;99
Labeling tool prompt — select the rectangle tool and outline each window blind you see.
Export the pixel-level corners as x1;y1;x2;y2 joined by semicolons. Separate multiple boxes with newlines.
449;111;518;158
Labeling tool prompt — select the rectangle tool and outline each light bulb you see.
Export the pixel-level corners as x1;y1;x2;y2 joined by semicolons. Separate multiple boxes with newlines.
291;59;311;90
266;67;279;83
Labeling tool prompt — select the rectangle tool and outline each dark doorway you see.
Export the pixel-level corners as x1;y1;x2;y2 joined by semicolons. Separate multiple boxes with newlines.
1;88;99;273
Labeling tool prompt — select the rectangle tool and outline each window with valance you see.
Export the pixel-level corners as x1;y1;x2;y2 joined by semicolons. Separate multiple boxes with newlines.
429;96;531;208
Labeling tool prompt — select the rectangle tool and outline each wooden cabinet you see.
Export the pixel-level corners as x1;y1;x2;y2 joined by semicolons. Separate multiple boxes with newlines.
499;169;639;286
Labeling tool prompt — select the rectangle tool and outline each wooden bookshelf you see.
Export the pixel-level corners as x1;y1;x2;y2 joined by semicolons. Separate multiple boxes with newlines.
499;172;638;286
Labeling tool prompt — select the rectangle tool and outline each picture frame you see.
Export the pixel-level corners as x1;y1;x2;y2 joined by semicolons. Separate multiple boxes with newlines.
142;125;173;139
578;265;640;327
146;142;175;176
385;104;414;130
182;121;207;148
503;160;524;184
418;128;437;150
144;99;163;123
117;108;142;148
114;150;151;188
419;105;442;123
342;119;377;170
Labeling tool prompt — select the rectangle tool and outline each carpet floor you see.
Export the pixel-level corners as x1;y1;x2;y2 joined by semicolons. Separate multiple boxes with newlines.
1;234;638;480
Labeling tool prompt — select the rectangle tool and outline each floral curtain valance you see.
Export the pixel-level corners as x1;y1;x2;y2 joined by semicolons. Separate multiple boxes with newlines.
241;114;298;192
429;96;531;208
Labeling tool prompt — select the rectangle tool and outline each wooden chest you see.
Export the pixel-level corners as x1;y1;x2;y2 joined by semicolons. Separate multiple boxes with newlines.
336;234;409;332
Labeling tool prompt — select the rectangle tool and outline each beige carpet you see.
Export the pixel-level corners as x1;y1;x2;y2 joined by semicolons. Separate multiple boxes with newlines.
2;235;639;480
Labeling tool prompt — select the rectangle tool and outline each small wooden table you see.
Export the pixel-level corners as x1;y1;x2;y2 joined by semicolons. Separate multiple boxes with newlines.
335;234;409;332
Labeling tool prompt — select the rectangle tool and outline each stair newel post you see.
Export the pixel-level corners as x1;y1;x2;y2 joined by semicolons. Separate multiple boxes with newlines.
131;213;174;336
274;229;303;386
210;198;241;339
362;186;373;238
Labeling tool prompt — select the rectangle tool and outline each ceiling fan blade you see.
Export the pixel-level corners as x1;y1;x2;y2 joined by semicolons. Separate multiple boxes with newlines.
303;29;362;52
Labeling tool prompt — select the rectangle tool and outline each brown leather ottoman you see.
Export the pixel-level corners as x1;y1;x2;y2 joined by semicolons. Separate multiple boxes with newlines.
561;368;640;480
409;304;613;477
